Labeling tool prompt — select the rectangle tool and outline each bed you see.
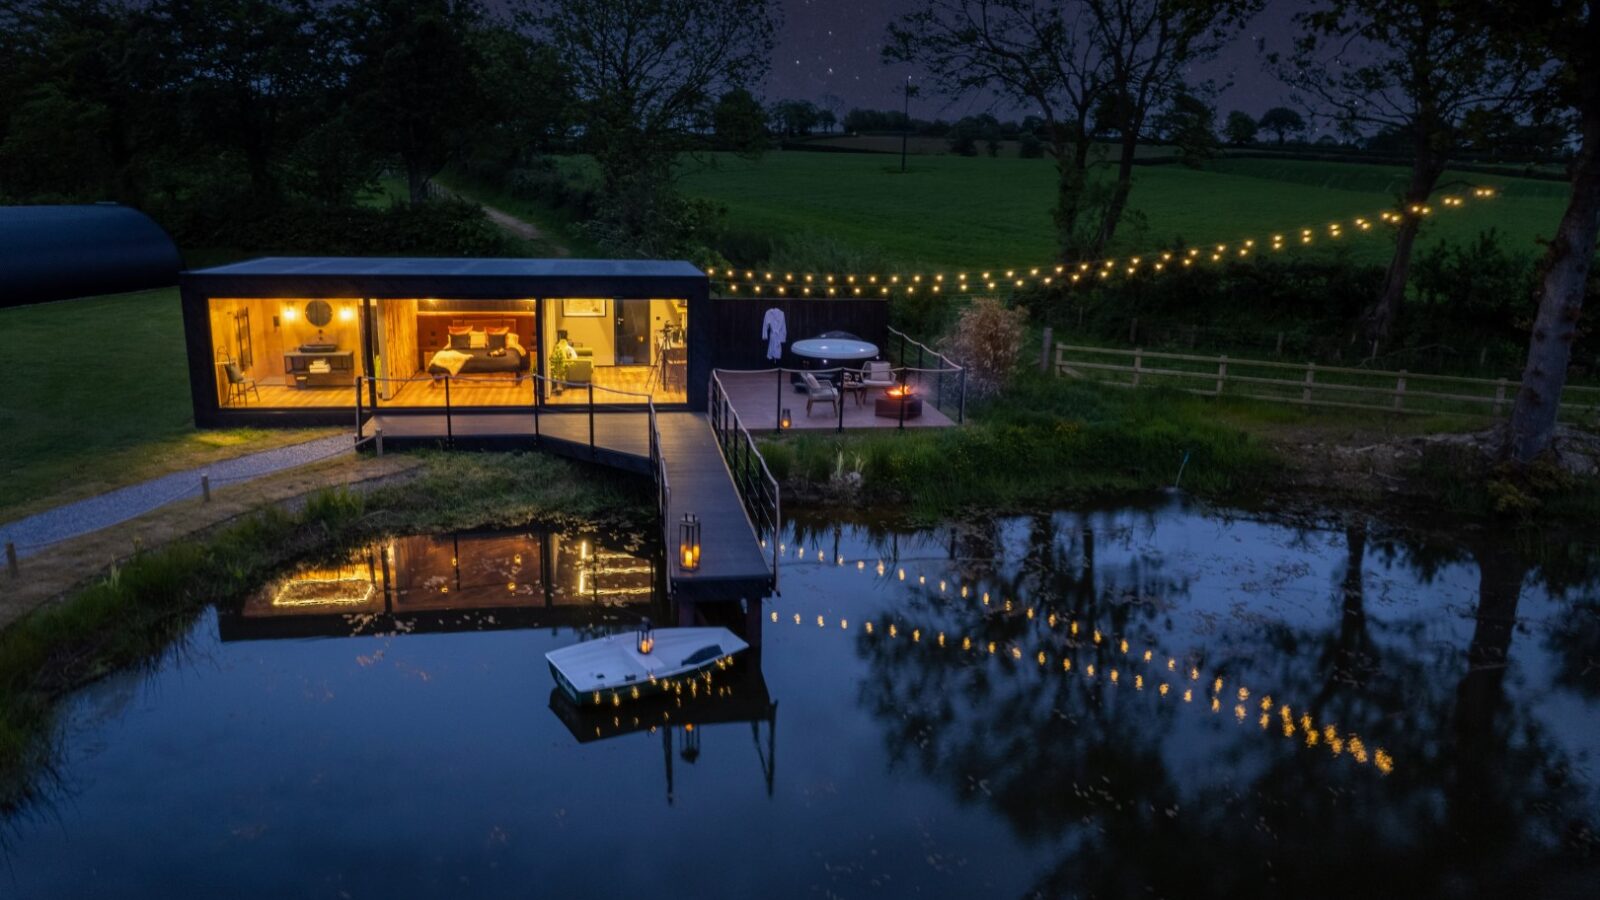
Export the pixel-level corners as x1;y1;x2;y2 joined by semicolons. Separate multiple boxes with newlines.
425;319;531;381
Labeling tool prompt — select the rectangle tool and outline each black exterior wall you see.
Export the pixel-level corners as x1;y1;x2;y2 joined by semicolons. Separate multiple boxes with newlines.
702;296;890;371
181;257;710;428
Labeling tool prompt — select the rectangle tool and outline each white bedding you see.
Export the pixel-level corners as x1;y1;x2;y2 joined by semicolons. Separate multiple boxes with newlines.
430;348;473;375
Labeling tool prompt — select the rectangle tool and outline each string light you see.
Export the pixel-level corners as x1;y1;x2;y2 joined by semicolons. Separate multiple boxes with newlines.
705;190;1497;296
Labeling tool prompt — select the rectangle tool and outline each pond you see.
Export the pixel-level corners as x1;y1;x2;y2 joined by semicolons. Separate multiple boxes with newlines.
3;499;1597;898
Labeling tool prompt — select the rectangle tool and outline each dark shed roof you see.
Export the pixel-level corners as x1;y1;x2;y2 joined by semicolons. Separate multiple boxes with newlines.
183;256;707;299
0;204;183;307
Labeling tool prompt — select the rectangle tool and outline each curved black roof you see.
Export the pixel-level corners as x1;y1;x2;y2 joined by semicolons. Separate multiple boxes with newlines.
0;204;183;307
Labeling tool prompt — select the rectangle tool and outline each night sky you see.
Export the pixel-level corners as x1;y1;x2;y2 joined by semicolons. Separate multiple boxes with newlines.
767;0;1306;121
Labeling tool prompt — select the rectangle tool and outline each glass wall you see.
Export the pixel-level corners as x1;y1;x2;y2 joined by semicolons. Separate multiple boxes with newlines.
207;297;366;408
371;298;537;407
542;297;687;405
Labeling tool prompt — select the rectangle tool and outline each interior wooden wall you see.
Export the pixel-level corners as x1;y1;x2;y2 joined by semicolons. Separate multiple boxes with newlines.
378;299;419;399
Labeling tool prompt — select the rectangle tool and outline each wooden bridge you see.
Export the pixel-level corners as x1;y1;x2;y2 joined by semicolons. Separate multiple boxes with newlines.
356;374;778;604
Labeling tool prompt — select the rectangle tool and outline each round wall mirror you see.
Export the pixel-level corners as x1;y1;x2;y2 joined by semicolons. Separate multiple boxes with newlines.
304;300;333;328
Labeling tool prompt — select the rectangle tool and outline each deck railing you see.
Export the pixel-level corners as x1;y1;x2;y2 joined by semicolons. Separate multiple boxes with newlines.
888;326;967;423
709;371;782;588
1053;343;1600;421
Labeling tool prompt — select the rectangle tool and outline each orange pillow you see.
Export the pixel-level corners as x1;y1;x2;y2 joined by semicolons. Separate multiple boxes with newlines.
447;325;472;335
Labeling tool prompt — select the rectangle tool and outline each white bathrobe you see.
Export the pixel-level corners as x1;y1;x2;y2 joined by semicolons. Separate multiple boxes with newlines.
761;307;787;361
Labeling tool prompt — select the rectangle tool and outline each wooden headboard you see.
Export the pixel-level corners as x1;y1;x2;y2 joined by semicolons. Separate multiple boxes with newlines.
415;311;537;368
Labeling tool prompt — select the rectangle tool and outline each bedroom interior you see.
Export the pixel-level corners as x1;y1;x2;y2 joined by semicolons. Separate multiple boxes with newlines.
204;295;688;409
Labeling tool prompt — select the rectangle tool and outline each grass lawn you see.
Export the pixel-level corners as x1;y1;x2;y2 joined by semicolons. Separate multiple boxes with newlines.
673;151;1569;270
0;288;333;522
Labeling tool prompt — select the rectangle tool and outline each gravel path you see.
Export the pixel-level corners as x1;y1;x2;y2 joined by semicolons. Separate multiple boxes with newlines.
0;434;354;559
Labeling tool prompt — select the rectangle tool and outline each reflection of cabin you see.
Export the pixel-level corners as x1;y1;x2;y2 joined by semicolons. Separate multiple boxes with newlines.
218;530;662;641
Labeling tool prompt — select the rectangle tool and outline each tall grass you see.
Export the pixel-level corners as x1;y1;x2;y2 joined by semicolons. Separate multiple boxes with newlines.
762;372;1277;518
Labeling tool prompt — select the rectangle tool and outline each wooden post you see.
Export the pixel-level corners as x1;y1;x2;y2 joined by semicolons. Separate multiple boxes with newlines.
1302;362;1316;405
1039;327;1053;372
1493;378;1508;416
201;474;211;503
1187;324;1197;348
1479;346;1489;370
375;427;384;457
1274;331;1285;357
1054;342;1064;375
1128;317;1138;344
5;542;17;578
1394;370;1408;411
1132;349;1143;388
1215;355;1228;397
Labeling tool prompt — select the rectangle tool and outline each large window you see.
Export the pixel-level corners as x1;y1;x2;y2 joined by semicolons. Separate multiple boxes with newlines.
371;298;537;407
208;297;366;408
542;297;687;405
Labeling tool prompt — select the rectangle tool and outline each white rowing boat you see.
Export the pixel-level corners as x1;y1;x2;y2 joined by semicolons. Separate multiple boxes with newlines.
546;621;750;707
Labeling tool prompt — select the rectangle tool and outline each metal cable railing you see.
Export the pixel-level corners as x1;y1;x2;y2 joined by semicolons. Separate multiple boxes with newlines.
887;326;967;423
709;371;782;589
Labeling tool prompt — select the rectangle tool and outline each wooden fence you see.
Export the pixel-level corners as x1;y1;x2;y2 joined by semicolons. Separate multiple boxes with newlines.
1054;343;1600;422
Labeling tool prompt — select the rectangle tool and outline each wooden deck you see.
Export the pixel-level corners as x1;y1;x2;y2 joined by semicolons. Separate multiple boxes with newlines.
364;409;774;602
713;370;957;430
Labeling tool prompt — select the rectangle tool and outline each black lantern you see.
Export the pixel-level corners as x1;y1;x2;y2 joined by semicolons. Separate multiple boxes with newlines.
779;407;792;429
678;513;702;571
637;616;655;654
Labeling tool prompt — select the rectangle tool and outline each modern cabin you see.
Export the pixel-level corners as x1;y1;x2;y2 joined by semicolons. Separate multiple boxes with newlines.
180;257;710;427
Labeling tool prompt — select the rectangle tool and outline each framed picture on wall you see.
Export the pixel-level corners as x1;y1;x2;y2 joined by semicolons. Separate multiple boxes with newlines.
563;298;608;317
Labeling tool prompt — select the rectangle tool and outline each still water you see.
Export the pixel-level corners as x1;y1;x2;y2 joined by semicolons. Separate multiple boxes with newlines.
4;499;1597;898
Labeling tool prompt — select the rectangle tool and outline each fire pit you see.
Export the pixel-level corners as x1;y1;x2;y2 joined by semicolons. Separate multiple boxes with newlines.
874;385;923;419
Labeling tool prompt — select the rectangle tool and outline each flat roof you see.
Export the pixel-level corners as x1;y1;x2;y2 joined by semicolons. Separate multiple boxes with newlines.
186;257;704;279
181;256;708;299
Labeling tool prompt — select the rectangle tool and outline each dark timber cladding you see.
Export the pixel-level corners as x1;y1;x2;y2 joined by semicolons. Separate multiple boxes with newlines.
179;256;712;427
368;410;774;603
703;296;888;371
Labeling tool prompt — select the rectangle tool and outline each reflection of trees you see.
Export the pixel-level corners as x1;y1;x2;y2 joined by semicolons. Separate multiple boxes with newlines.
852;515;1600;898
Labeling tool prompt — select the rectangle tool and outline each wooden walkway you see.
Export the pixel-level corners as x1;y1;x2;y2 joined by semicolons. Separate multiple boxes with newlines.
364;409;774;602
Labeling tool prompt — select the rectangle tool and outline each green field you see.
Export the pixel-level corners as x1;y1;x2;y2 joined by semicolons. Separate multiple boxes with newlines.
674;152;1569;271
0;289;331;521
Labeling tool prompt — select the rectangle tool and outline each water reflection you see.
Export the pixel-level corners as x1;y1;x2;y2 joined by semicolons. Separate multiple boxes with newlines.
220;528;664;641
3;504;1596;899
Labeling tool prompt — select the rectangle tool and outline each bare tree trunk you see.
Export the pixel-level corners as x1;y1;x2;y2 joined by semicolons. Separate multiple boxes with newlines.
1092;128;1140;255
1051;132;1094;261
1362;159;1444;347
1507;108;1600;465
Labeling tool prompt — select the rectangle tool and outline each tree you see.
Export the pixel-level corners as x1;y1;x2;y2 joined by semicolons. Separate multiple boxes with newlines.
713;88;769;156
1223;109;1257;145
771;99;821;137
817;108;837;133
1152;90;1218;167
1280;1;1541;347
1507;1;1600;465
1258;106;1305;144
517;0;776;250
888;0;1259;260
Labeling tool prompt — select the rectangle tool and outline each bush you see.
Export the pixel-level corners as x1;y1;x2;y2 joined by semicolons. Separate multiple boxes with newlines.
160;196;520;257
941;297;1027;398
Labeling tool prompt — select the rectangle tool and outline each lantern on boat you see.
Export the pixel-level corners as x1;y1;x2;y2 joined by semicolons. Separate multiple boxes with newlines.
679;513;702;572
779;407;792;429
637;617;655;655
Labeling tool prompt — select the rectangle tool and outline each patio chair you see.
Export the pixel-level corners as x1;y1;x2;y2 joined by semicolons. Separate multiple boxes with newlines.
801;372;839;416
860;360;897;395
224;361;261;406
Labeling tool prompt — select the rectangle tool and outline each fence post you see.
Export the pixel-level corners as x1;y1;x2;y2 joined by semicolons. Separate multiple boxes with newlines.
355;376;364;442
1187;324;1197;349
444;376;453;448
6;542;18;578
837;369;845;433
1302;362;1316;406
1394;369;1408;411
1039;327;1053;373
588;383;596;457
201;474;211;503
375;427;384;457
1132;349;1143;388
1493;378;1508;416
1215;354;1228;397
1275;332;1285;358
775;367;783;428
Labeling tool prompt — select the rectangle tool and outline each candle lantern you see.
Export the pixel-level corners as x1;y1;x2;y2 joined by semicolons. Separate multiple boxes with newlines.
678;513;702;571
779;407;792;429
637;616;655;655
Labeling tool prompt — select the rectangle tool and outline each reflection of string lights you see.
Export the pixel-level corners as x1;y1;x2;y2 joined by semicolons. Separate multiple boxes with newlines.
707;191;1495;297
766;548;1396;776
